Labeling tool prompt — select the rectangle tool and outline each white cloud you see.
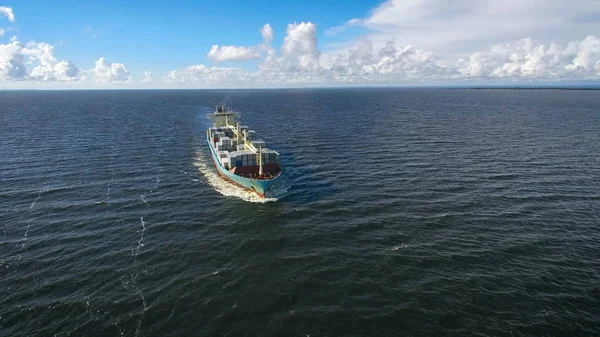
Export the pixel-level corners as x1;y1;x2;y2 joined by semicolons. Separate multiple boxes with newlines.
261;23;274;43
0;38;26;79
281;22;319;70
567;36;600;74
142;71;152;83
167;20;600;87
0;38;80;81
206;23;275;63
165;64;253;86
0;37;143;87
321;38;454;84
207;45;260;62
2;4;600;89
26;43;80;81
0;6;15;22
93;57;130;83
325;18;363;36
457;36;600;79
0;6;141;87
331;0;600;56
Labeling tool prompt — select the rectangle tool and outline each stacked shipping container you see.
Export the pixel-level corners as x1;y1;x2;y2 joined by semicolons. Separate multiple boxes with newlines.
210;127;280;170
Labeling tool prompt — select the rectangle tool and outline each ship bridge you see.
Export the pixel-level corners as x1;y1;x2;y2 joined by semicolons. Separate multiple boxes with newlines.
206;103;240;127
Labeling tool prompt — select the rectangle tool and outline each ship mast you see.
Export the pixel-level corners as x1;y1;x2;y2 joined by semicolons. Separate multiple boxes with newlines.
258;148;263;176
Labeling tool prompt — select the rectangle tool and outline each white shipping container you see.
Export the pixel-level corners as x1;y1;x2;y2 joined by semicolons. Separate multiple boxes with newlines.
228;151;242;159
252;140;265;148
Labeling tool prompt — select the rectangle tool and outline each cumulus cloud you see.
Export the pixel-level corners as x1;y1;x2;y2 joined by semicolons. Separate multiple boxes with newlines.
168;20;600;87
261;23;273;43
0;37;145;86
457;36;600;79
0;38;26;79
207;45;260;62
2;3;600;89
0;7;139;86
0;8;83;83
321;38;454;84
0;6;15;22
93;57;130;83
0;38;80;81
280;22;320;70
26;43;80;81
206;23;276;63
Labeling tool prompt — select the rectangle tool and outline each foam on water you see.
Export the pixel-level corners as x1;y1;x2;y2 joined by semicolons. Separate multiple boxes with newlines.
193;150;287;203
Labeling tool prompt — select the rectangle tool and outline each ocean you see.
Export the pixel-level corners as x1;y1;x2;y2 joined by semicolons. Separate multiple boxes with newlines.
1;89;599;336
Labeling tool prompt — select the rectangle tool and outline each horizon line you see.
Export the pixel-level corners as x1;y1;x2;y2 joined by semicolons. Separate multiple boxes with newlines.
2;84;600;91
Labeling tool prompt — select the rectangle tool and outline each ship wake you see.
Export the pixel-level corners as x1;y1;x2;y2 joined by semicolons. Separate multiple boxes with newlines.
193;150;288;203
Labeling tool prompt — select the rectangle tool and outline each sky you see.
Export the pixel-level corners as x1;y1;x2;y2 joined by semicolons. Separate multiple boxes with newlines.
1;0;599;89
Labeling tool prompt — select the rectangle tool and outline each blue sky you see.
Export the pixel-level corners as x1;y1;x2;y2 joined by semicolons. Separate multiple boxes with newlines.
1;0;599;88
7;0;375;74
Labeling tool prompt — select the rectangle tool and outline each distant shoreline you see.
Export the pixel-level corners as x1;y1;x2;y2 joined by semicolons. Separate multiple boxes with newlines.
447;87;600;91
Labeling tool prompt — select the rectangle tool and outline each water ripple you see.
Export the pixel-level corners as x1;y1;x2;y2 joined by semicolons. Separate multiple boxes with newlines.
1;89;599;336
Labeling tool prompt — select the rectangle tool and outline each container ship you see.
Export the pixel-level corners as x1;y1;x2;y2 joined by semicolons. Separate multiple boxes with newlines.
206;104;282;197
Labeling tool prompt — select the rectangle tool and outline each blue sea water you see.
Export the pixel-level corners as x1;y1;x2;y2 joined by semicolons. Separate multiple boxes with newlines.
1;89;599;336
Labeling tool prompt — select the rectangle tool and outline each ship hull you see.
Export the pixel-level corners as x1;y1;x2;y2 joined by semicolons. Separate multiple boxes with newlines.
207;134;278;197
